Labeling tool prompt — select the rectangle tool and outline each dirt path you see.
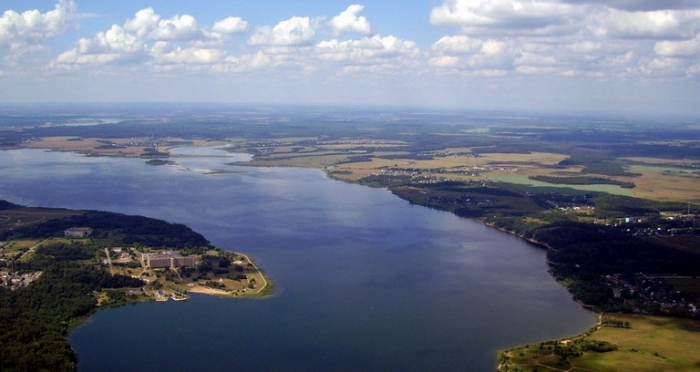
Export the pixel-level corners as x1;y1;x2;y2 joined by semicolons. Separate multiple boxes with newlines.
239;253;267;294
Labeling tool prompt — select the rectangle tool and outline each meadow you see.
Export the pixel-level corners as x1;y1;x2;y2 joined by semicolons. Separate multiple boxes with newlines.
500;314;700;372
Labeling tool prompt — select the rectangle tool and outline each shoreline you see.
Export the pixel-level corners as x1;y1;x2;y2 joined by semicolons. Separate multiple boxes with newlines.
2;142;652;370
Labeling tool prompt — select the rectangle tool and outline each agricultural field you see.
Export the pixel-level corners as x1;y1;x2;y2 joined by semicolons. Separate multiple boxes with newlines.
488;173;635;196
499;314;700;372
14;136;224;158
222;132;699;204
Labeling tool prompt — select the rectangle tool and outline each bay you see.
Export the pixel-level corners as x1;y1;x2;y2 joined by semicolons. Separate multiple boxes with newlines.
0;148;594;371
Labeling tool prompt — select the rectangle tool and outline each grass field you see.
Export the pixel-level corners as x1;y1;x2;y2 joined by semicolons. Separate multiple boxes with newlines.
622;157;700;166
500;313;700;372
628;169;700;201
488;173;635;196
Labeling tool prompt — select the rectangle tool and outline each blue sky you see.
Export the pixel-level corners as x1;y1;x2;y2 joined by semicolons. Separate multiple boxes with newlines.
2;0;700;116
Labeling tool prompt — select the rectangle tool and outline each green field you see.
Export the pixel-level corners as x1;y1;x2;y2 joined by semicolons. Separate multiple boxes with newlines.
499;314;700;372
488;174;634;196
630;165;697;174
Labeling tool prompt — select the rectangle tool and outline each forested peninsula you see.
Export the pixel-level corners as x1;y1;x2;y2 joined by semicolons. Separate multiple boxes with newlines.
0;202;269;372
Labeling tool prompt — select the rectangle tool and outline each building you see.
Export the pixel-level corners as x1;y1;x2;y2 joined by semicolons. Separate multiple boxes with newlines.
142;251;196;269
64;227;93;238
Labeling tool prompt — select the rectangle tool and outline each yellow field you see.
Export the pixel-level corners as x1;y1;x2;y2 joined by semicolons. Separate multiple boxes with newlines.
628;169;700;201
22;136;145;156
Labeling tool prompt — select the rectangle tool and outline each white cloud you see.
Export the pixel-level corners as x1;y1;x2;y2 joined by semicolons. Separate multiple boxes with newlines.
429;0;578;35
212;17;249;34
430;55;461;68
429;37;519;71
568;41;602;53
122;8;206;41
6;0;698;109
123;8;160;39
150;14;204;41
249;17;317;46
515;51;556;66
431;35;482;55
0;1;75;48
56;24;147;64
426;0;700;82
645;57;688;76
54;8;232;67
598;9;700;39
315;35;419;64
562;0;700;12
151;42;224;64
328;5;372;36
654;37;700;57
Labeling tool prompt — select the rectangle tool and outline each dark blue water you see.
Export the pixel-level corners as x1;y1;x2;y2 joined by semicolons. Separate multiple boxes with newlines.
0;148;594;371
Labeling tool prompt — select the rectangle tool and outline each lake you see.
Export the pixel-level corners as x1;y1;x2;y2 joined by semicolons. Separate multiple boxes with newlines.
0;148;594;371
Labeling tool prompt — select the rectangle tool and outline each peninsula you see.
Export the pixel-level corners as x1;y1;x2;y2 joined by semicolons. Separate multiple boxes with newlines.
0;202;271;371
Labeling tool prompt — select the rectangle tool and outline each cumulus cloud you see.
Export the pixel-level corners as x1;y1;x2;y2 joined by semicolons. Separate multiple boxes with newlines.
150;14;203;41
654;37;700;57
429;0;578;35
249;17;317;46
212;17;249;34
0;0;75;48
54;7;240;67
315;35;419;64
26;0;700;86
597;8;700;40
56;24;147;64
562;0;700;12
122;8;205;41
328;5;372;36
429;36;519;71
211;51;273;73
151;42;225;64
431;35;482;55
123;8;160;39
427;0;700;80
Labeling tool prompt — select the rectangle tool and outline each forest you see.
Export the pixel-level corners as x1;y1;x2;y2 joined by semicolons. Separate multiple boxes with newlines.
0;206;213;372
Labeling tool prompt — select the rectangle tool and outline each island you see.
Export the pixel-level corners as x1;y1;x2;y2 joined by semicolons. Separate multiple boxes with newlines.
0;201;271;372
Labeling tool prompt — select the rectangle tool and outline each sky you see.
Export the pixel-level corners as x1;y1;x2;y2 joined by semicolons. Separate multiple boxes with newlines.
1;0;700;116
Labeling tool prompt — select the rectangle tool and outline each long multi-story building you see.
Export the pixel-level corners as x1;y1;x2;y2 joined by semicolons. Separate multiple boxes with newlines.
142;251;196;269
64;227;93;238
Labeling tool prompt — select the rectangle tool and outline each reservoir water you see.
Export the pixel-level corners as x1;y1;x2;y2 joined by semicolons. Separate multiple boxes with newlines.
0;148;594;371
